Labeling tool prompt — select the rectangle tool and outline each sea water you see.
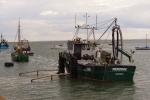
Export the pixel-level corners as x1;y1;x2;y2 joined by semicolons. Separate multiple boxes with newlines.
0;40;150;100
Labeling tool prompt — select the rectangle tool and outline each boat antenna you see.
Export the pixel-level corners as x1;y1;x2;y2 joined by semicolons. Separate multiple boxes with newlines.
75;14;77;28
96;15;97;30
18;18;21;46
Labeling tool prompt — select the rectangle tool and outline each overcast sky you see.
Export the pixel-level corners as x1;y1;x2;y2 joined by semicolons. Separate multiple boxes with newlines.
0;0;150;41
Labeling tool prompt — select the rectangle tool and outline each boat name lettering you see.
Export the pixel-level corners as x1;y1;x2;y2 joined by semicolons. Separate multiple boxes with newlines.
112;68;127;71
83;68;91;72
115;73;124;75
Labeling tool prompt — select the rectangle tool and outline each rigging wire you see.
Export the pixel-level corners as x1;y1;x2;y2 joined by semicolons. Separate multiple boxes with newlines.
90;18;114;26
98;29;111;49
97;18;116;41
13;29;18;43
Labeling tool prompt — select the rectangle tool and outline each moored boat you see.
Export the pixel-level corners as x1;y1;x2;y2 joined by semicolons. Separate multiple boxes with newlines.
57;16;136;82
0;34;9;49
135;46;150;50
11;19;29;62
135;34;150;50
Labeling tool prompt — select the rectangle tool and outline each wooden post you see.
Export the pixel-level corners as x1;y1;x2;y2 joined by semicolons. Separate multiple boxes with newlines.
37;70;39;77
51;75;53;80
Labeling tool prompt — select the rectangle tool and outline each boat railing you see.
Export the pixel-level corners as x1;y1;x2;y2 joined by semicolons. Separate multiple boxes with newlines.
30;73;70;82
19;69;70;82
19;69;58;77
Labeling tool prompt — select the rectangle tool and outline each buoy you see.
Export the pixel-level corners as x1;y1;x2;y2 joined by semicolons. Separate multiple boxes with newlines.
4;62;14;67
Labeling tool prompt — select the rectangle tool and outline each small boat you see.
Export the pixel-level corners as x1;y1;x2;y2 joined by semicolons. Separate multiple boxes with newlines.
57;16;136;82
4;62;14;67
0;34;9;49
135;46;150;50
11;19;29;62
108;42;121;46
135;34;150;50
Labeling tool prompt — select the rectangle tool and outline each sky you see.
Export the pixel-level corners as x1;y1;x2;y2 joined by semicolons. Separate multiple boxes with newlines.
0;0;150;41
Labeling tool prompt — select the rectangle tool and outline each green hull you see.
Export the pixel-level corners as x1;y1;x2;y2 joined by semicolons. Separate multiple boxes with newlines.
74;64;136;81
58;52;136;82
11;53;29;62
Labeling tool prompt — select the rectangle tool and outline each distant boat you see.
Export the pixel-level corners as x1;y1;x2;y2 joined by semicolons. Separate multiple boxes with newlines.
11;19;29;62
108;43;121;46
135;34;150;50
50;44;67;49
0;34;9;49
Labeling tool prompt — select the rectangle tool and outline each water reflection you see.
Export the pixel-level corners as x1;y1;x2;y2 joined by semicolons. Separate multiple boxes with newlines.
57;79;136;100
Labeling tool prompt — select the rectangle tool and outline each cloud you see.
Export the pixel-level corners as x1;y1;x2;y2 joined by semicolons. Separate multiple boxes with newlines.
0;0;150;41
40;10;58;16
0;0;7;4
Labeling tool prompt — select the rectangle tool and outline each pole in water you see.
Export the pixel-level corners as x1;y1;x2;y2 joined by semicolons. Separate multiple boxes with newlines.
51;75;53;80
37;70;39;77
146;33;148;47
1;33;2;42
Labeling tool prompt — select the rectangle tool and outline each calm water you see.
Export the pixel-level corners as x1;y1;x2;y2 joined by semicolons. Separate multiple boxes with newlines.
0;40;150;100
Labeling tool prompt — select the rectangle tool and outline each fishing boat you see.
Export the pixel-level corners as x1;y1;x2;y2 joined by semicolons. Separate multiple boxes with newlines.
11;19;29;62
0;34;9;49
135;34;150;50
57;16;136;82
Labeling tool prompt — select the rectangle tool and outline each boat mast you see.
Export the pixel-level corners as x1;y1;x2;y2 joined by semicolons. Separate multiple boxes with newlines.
96;15;97;30
18;19;21;46
92;15;97;42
